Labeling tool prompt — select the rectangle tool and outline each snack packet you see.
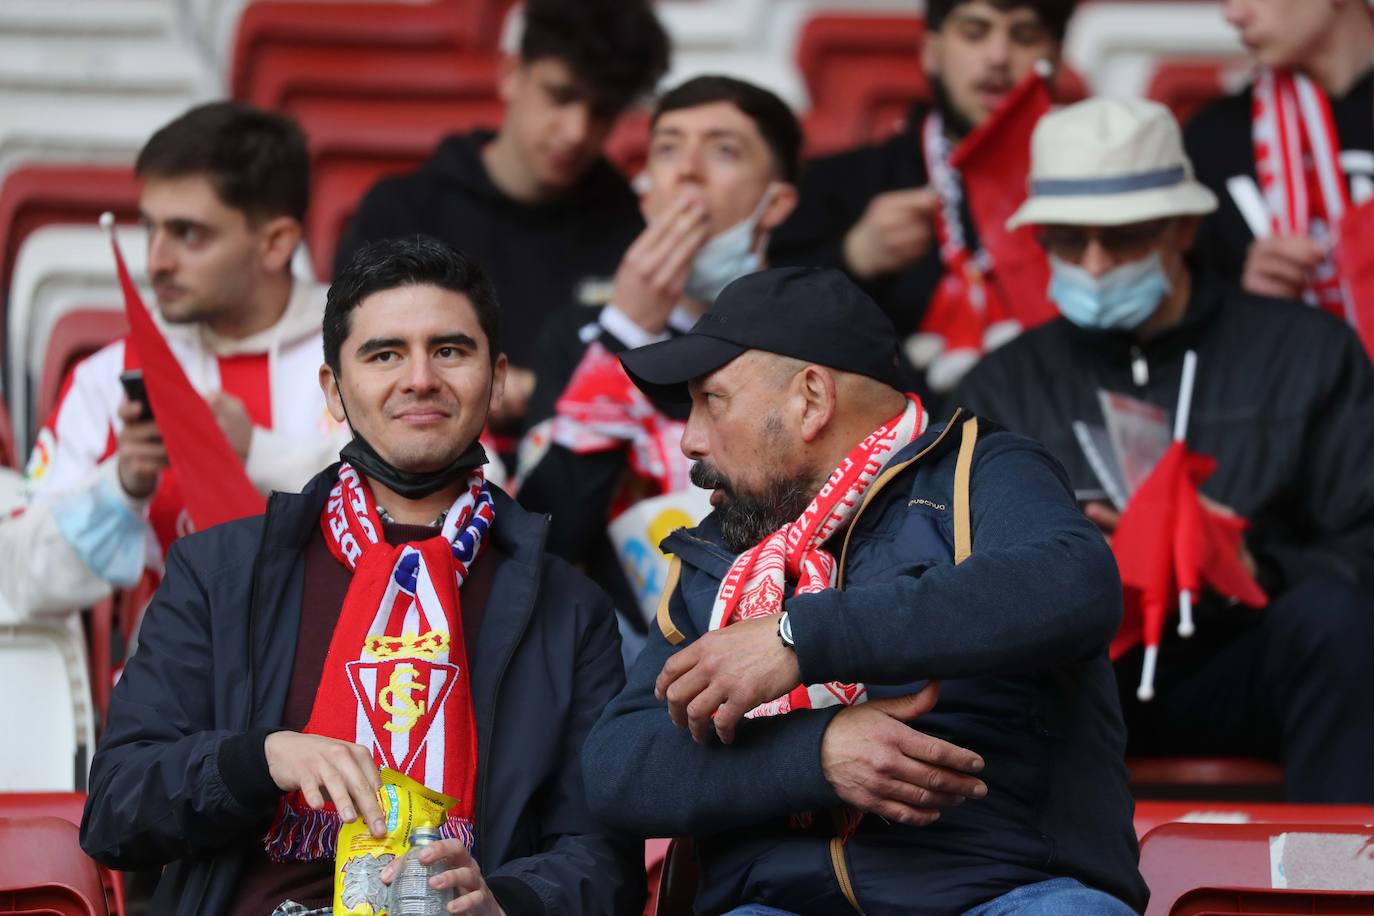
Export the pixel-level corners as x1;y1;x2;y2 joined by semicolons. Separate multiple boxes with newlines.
334;769;457;915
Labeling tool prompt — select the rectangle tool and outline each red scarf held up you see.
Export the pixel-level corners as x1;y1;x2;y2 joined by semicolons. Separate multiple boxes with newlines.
264;463;491;862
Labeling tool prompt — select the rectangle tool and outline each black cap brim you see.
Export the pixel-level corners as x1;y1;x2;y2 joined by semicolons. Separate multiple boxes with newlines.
619;333;748;403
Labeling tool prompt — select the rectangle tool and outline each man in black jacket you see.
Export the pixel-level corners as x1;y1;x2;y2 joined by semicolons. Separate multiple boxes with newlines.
957;97;1374;803
769;0;1075;395
1184;0;1373;303
335;0;669;426
81;238;640;915
584;268;1146;915
516;75;802;660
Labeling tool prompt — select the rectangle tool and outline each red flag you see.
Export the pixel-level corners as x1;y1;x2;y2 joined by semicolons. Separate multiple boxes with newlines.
950;62;1058;330
104;214;265;530
1109;441;1269;668
1337;197;1374;362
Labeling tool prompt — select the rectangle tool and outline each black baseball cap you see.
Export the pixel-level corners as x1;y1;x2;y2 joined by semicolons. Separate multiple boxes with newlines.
620;267;903;403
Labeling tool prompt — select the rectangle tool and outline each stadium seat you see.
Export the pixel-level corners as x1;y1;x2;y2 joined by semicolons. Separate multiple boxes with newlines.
229;0;513;101
6;225;146;456
0;0;175;41
0;166;140;328
1146;59;1250;126
1129;756;1286;801
0;619;96;792
0;815;107;915
0;795;125;916
36;310;130;436
0;400;14;470
1133;800;1374;840
1139;821;1374;915
649;837;697;916
0;32;213;99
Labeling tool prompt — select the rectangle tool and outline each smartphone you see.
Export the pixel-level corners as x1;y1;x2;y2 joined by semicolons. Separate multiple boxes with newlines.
118;369;154;421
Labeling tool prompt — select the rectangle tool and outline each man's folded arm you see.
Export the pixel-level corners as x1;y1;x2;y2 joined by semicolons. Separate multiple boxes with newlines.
788;433;1123;686
583;592;843;839
486;585;642;916
80;540;282;869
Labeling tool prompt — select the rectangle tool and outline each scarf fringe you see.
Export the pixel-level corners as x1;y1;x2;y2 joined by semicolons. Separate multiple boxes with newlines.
265;802;477;863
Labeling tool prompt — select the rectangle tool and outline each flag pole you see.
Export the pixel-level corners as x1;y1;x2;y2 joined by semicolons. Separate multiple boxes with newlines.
1136;644;1158;702
1174;350;1198;638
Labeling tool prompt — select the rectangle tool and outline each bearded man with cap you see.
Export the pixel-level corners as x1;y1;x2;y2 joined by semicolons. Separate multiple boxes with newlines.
956;98;1374;803
583;266;1146;915
82;237;643;916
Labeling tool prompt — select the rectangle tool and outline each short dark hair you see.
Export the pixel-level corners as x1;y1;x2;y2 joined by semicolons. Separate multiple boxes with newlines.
136;101;309;223
652;76;803;184
324;236;502;374
520;0;670;114
926;0;1077;42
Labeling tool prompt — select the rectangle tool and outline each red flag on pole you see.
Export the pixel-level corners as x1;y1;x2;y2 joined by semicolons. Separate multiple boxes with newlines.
949;60;1058;330
102;212;265;530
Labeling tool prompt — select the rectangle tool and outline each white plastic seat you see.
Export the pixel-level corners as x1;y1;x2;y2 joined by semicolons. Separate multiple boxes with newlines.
0;34;215;97
0;617;95;792
0;0;177;39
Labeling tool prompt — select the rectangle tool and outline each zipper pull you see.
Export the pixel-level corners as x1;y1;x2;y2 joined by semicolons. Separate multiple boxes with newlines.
1130;346;1149;387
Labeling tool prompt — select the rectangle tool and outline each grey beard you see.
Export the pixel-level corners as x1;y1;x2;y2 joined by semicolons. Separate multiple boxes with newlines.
691;461;818;554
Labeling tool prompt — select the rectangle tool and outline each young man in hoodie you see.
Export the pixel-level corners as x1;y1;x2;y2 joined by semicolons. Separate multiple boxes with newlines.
956;98;1374;803
515;76;800;659
1185;0;1374;309
335;0;670;425
17;101;348;623
769;0;1076;395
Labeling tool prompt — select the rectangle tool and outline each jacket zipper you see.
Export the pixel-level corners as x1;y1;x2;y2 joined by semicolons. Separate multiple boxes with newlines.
473;518;549;861
824;409;964;912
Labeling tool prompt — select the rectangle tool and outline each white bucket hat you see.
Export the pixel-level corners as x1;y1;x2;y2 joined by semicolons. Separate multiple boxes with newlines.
1007;97;1218;230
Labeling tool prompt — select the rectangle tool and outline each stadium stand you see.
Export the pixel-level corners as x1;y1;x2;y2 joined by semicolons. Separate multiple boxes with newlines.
0;815;108;915
1139;821;1374;915
0;617;96;792
1129;756;1287;802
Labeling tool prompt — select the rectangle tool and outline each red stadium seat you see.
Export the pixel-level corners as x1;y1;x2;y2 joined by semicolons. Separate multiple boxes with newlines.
0;796;124;916
230;0;513;101
1129;756;1287;801
35;310;128;435
1146;60;1235;127
796;13;1087;158
648;837;696;916
0;167;139;358
0;815;107;915
0;399;15;469
1134;800;1374;839
1139;821;1374;916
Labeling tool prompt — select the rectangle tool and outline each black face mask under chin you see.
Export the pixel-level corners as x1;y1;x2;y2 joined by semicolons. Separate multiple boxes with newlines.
332;379;488;499
339;435;489;500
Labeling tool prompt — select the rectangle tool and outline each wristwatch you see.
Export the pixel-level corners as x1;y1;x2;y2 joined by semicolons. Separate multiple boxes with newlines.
777;611;795;650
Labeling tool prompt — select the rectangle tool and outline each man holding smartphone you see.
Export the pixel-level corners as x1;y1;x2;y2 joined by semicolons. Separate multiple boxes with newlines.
10;101;349;624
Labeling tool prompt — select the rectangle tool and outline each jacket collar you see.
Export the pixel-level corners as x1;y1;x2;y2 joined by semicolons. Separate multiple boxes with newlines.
1055;269;1226;365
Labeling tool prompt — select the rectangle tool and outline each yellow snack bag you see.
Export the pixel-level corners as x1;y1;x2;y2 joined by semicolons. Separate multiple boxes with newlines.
334;769;457;915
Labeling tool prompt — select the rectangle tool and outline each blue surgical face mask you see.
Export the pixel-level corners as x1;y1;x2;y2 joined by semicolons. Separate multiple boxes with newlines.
1049;252;1171;331
683;187;775;304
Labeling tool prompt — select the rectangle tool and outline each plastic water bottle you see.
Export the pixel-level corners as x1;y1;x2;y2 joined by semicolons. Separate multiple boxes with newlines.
386;827;455;915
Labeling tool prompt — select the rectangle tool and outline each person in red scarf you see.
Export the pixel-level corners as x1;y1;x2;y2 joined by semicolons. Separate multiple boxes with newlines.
82;237;641;916
1185;0;1374;312
584;267;1146;915
770;0;1077;398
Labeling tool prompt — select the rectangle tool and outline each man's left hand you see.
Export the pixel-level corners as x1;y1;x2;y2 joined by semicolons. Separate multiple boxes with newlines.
207;391;253;461
380;839;506;916
655;614;801;745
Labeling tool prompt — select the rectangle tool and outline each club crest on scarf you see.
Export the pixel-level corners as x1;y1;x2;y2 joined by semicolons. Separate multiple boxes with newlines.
708;394;927;719
264;462;491;862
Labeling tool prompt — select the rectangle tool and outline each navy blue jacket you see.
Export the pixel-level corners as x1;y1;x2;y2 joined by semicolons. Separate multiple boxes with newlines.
583;415;1148;915
80;467;642;916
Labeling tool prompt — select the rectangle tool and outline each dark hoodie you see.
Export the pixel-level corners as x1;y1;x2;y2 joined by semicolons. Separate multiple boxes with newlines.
335;129;644;368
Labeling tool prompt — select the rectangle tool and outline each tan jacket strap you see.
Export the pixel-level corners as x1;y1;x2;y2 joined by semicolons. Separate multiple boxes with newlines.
656;556;686;645
953;417;978;565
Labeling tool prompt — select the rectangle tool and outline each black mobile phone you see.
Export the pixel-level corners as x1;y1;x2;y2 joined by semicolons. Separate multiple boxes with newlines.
118;369;154;421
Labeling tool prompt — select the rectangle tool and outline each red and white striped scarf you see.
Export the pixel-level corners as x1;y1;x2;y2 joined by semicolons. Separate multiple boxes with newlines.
264;462;491;861
1253;68;1358;323
707;394;927;716
548;341;692;505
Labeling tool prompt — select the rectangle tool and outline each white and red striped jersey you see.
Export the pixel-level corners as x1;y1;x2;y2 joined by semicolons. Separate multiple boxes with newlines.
24;280;348;562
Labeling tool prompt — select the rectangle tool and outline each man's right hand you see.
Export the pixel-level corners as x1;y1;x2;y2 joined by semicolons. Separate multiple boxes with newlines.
820;682;986;826
264;731;387;837
1241;234;1325;300
842;188;940;281
612;191;711;333
116;399;168;499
